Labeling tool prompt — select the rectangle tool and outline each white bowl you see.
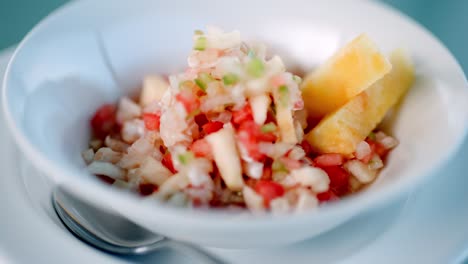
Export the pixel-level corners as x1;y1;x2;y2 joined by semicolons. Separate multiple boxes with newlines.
3;0;468;248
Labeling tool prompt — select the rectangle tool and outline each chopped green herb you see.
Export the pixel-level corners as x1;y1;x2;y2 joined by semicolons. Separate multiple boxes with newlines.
293;75;302;84
223;73;239;85
178;151;195;165
194;36;207;51
272;160;288;173
194;72;212;91
278;85;289;107
261;123;277;133
194;78;206;91
246;58;265;78
368;132;376;141
194;29;204;35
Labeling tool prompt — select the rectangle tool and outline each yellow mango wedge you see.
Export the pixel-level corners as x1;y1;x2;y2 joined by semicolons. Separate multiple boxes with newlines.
305;49;415;155
301;34;392;118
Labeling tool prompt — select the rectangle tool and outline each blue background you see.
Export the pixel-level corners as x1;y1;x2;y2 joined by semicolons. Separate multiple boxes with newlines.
0;0;467;72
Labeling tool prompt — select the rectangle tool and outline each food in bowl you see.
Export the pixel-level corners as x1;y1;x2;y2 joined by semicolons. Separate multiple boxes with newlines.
81;27;414;213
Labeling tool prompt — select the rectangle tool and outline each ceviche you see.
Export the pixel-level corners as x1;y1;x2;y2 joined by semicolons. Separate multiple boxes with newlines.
82;27;414;213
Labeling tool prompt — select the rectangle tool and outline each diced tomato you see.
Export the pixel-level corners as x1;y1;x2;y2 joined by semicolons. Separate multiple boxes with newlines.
176;90;200;114
236;120;278;161
162;153;177;173
190;139;213;159
192;198;203;207
314;154;344;167
279;156;302;170
237;130;264;161
300;140;313;155
245;178;258;189
232;104;253;125
194;113;209;127
257;131;277;142
143;113;161;130
90;104;117;139
139;183;158;196
321;166;349;195
261;166;273;181
317;190;340;203
367;140;388;157
239;120;276;142
202;121;224;135
254;180;285;207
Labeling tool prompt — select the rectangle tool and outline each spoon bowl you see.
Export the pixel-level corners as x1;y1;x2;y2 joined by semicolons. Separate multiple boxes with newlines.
52;187;224;262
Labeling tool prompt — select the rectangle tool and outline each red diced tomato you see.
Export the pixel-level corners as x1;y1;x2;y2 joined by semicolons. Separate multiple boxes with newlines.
300;140;313;155
257;131;277;142
314;153;344;167
317;190;340;203
190;139;213;159
192;198;203;207
202;121;224;135
232;104;253;125
143;113;161;130
240;120;276;142
176;91;200;114
194;113;208;127
90;104;117;139
237;130;265;161
139;183;158;196
162;153;177;173
254;180;285;207
261;166;273;181
321;166;349;195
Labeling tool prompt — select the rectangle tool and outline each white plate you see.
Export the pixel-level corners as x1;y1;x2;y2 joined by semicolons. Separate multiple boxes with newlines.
1;49;468;263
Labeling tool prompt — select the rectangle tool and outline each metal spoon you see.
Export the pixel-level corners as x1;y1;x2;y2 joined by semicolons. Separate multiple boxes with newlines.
52;187;225;263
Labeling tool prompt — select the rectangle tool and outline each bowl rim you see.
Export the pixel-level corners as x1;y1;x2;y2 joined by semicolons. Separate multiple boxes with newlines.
2;0;468;230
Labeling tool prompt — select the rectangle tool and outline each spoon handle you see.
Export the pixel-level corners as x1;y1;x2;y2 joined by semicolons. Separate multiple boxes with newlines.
164;240;227;264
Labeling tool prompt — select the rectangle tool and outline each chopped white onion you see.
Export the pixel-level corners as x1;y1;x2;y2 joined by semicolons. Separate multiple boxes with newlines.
94;147;122;164
116;97;141;124
243;186;265;212
121;119;145;143
81;148;95;165
245;161;264;179
379;136;399;149
289;146;306;161
344;160;376;184
138;156;171;186
291;166;330;193
270;197;290;214
296;188;319;212
104;136;129;152
87;161;125;180
369;154;384;170
355;141;372;160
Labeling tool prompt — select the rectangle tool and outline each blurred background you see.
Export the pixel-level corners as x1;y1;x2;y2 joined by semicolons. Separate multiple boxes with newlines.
0;0;466;72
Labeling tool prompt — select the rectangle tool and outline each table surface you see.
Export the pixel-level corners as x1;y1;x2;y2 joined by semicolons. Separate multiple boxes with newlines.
0;0;467;73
